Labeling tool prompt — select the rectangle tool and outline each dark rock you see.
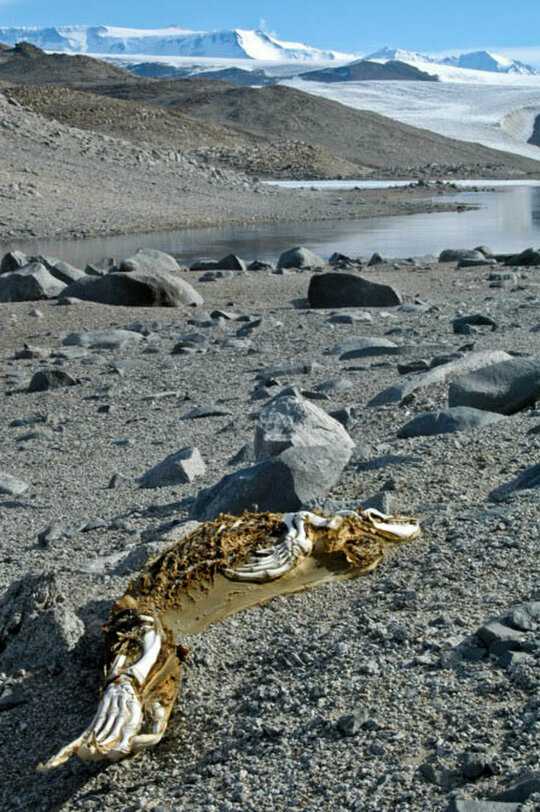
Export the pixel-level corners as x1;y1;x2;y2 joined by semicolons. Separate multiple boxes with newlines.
494;773;540;803
256;361;318;380
309;273;402;308
327;311;373;324
85;257;116;276
457;258;497;268
448;358;540;415
367;252;384;266
329;407;356;429
192;444;351;520
336;709;369;736
329;252;355;267
0;263;66;302
490;463;540;501
0;250;28;274
181;405;232;420
453;314;498;334
505;247;540;267
28;369;78;392
248;260;273;271
449;801;519;812
216;254;247;271
60;270;203;307
277;246;325;269
140;447;206;488
398;359;430;375
397;407;504;438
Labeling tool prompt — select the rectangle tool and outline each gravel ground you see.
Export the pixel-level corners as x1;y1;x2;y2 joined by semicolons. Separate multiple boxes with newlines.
0;256;539;811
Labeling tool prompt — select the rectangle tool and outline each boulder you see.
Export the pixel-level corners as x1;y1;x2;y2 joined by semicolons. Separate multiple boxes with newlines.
277;246;325;269
192;444;350;520
140;447;206;488
0;250;28;274
367;252;384;266
490;463;540;501
254;390;355;461
28;369;78;392
452;314;497;334
308;273;402;309
448;358;540;415
439;249;485;263
505;247;540;267
37;258;86;284
397;407;505;439
63;329;143;350
457;258;497;268
0;263;66;302
116;249;180;274
60;270;203;307
338;337;400;360
216;254;247;271
190;259;220;271
369;350;511;407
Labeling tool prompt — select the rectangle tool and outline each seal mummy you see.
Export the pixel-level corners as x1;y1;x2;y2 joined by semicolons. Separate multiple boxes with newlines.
39;507;421;770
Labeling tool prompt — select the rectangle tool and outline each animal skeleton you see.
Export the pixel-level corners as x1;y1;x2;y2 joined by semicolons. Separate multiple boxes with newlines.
39;507;420;770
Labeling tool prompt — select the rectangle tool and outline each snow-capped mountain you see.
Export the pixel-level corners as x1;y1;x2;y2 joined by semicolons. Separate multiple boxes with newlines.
0;25;357;62
367;46;537;76
441;50;537;75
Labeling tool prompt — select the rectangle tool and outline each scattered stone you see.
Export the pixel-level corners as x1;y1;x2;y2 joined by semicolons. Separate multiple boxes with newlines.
327;311;374;324
256;361;318;380
449;801;519;812
308;273;402;308
28;369;78;392
338;337;400;360
63;329;143;350
0;473;29;496
248;260;273;271
140;447;206;488
448;358;540;415
494;773;540;803
277;246;325;269
397;407;505;438
181;405;232;420
453;314;498;334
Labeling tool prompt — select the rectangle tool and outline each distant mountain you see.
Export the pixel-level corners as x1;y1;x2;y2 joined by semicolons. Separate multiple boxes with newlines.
300;59;438;83
126;63;276;85
0;25;357;62
441;50;537;75
367;46;538;76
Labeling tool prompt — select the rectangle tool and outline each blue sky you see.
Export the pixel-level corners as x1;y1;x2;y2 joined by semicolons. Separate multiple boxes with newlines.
1;0;540;63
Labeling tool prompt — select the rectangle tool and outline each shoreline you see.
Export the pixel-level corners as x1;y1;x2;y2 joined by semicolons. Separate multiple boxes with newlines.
0;186;475;249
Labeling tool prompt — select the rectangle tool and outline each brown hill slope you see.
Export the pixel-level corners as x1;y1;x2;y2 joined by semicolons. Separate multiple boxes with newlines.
0;41;136;85
89;78;540;174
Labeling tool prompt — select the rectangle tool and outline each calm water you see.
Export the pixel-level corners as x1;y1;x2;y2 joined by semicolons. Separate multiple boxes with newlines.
2;182;540;267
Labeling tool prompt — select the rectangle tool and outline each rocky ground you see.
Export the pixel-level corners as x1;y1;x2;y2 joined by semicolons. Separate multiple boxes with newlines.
0;245;539;811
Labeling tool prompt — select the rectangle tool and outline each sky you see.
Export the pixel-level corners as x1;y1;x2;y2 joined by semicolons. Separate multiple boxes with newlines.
1;0;540;65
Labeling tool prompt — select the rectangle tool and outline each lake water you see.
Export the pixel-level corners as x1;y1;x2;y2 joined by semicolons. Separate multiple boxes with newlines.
2;181;540;267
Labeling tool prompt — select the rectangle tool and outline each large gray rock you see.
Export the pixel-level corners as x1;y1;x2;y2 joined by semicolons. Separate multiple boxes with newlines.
216;254;247;271
0;250;28;274
338;337;400;360
494;773;540;803
448;358;540;415
63;329;143;350
116;248;180;274
277;246;325;269
398;407;505;439
60;270;203;307
140;447;206;488
490;463;540;501
192;444;350;520
0;263;66;302
36;258;86;284
0;472;29;496
254;390;355;461
439;249;485;263
308;273;402;308
369;350;511;407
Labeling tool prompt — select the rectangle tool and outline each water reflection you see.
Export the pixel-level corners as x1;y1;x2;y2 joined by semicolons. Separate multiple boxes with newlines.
1;184;540;268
